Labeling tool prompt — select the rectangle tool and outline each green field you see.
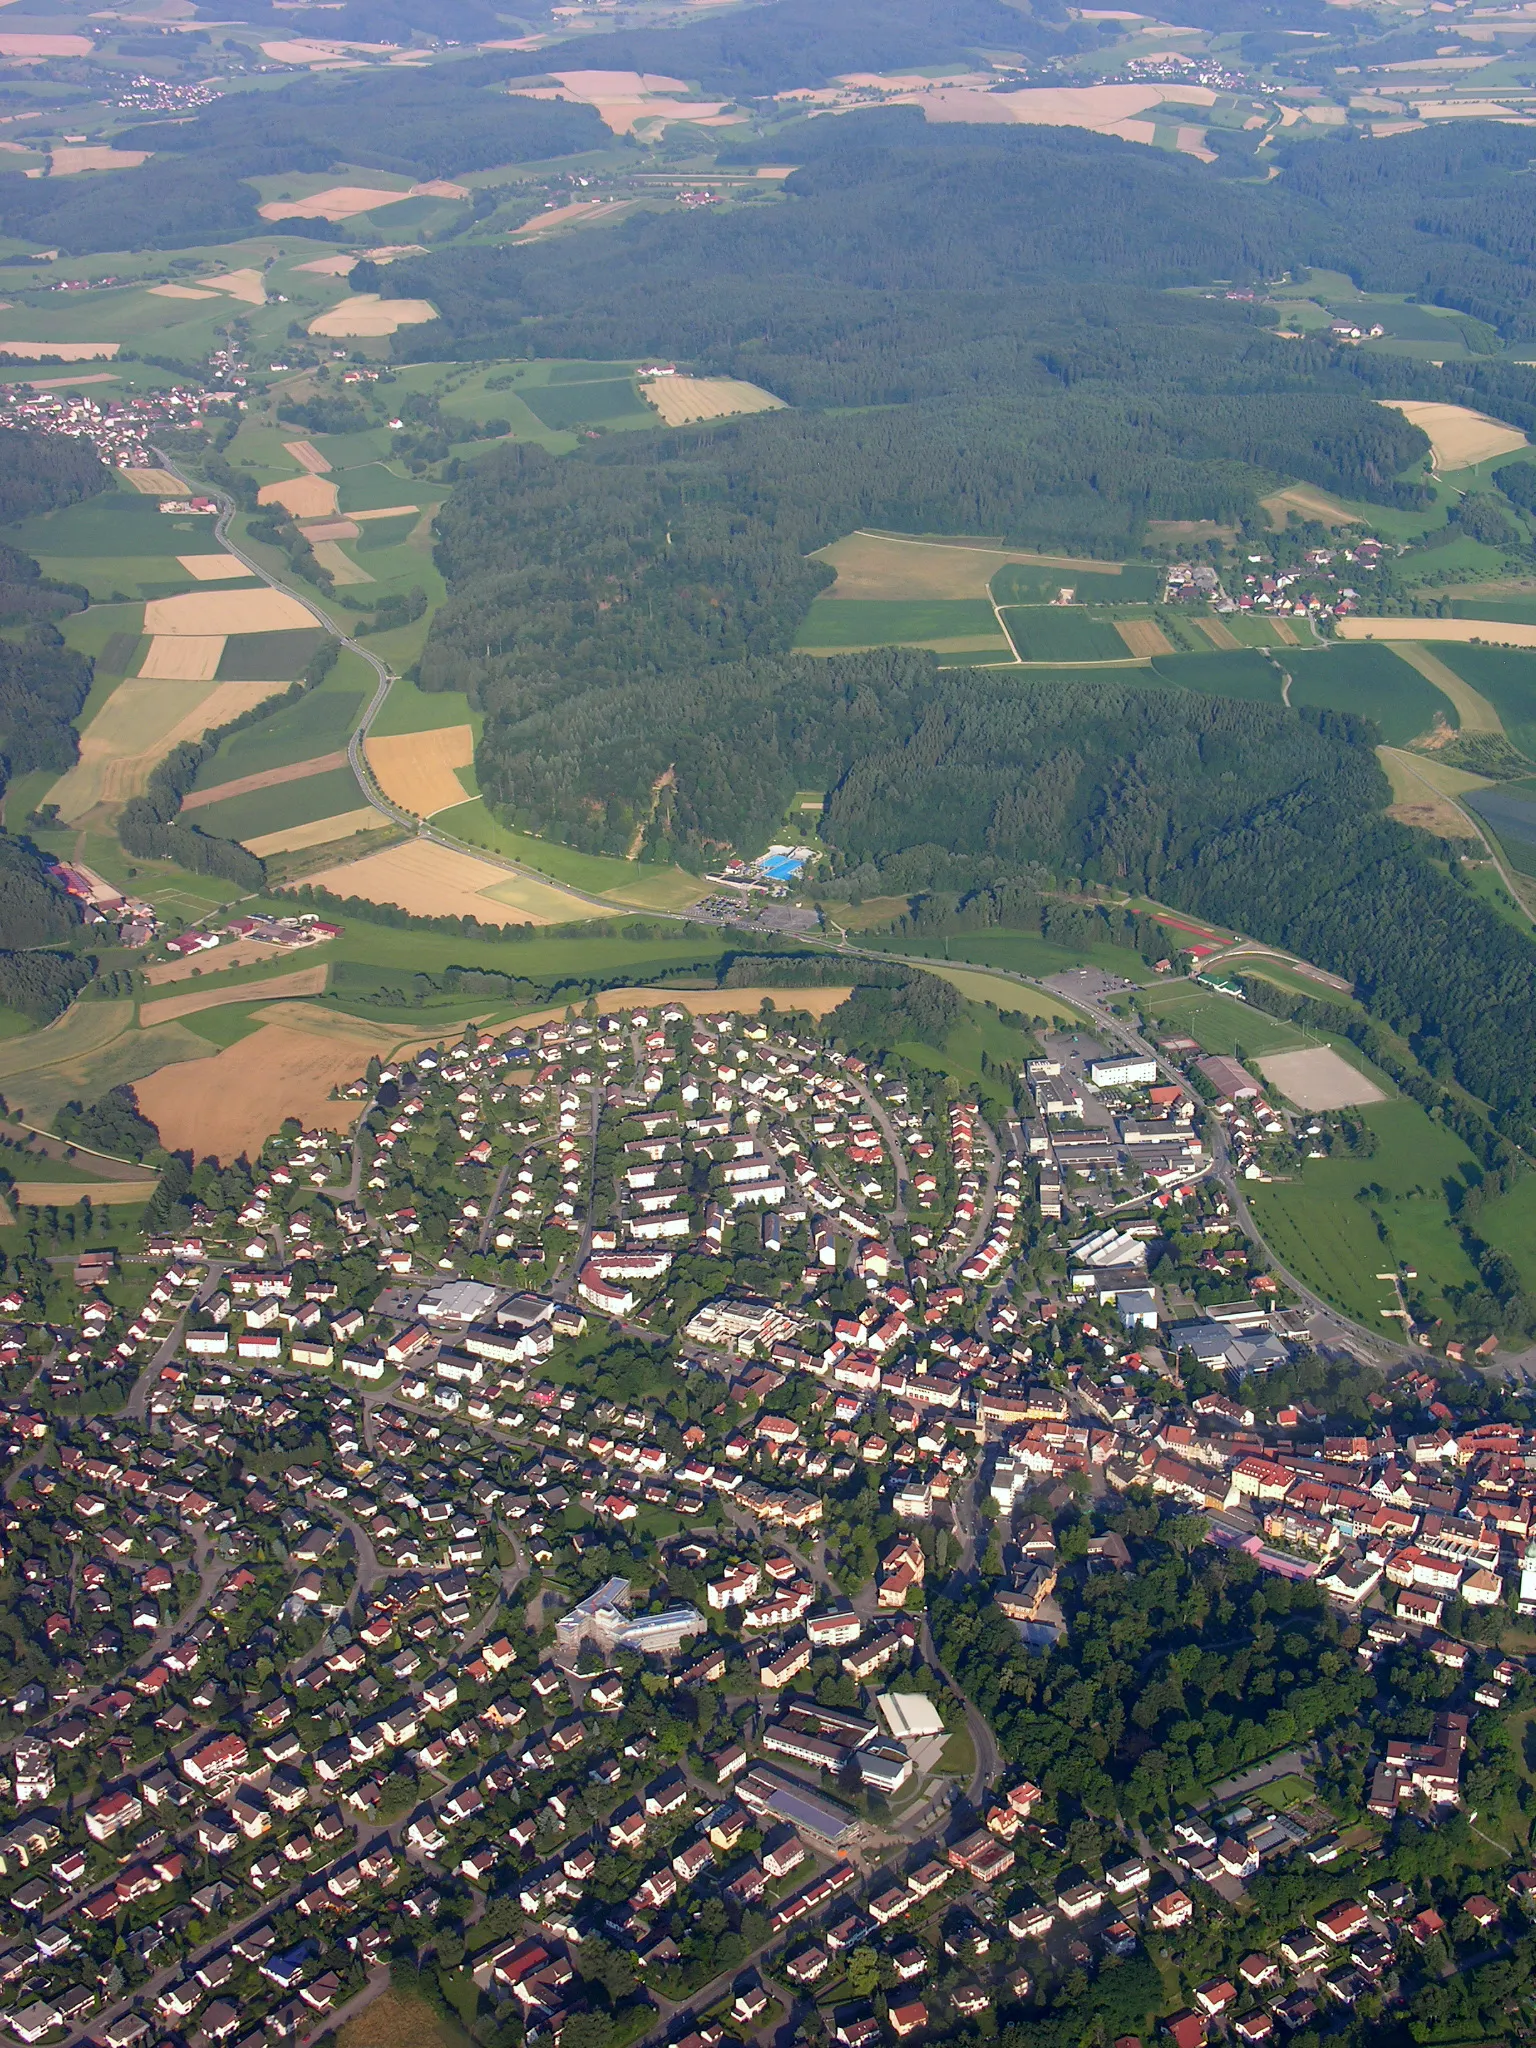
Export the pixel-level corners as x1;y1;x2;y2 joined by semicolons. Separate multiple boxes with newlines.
193;687;364;790
367;673;480;741
1287;643;1452;746
794;598;1005;650
335;466;438;515
192;764;365;841
887;926;1159;985
990;564;1161;604
1247;1097;1487;1330
999;608;1136;663
216;629;331;682
520;378;651;431
7;487;225;559
355;514;419;551
1420;645;1536;760
1448;598;1536;627
1142;650;1283;702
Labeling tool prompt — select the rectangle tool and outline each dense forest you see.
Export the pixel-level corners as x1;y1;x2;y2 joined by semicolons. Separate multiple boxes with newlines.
0;432;106;529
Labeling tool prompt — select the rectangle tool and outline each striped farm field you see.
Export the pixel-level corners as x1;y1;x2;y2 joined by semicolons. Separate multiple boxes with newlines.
1000;608;1138;662
139;963;330;1028
794;598;1007;653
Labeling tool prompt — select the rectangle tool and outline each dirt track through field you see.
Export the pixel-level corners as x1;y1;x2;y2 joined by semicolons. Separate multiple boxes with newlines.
182;750;350;812
140;964;329;1028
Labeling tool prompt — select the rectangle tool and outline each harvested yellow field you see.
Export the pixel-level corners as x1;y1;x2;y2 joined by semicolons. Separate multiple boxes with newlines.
47;679;278;820
1273;619;1299;646
641;375;786;426
354;504;418;521
293;839;596;925
284;439;330;474
0;342;118;361
51;146;148;175
13;1181;155;1207
0;35;94;56
1260;484;1363;529
260;184;413;222
308;294;437;337
814;530;1127;602
365;725;474;816
244;808;380;858
293;253;361;276
144;588;315;635
1338;616;1536;648
1377;399;1527;469
299;519;360;542
511;199;642;237
120;468;184;495
149;284;217;301
1117;617;1174;655
1193;615;1240;650
140;963;330;1029
201;269;267;305
136;1018;378;1159
311;540;371;584
257;475;338;519
138;634;224;681
178;554;251;582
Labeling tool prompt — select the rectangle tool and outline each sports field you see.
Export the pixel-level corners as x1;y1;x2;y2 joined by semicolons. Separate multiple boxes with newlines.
1248;1098;1483;1330
1258;1046;1384;1110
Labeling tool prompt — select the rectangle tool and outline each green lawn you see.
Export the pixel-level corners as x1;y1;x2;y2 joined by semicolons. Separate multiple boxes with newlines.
1287;643;1452;746
795;598;1005;650
999;608;1137;662
1248;1097;1484;1330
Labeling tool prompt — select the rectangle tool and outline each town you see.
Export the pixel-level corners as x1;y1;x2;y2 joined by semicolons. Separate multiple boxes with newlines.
0;995;1529;2048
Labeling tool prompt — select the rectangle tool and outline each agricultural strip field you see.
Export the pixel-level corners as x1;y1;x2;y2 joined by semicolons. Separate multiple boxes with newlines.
291;839;604;926
887;927;1159;987
509;985;855;1029
190;765;369;843
139;964;330;1029
999;609;1141;663
144;936;334;986
1138;983;1319;1058
1259;484;1370;529
1463;781;1536;877
1135;650;1284;703
12;1180;155;1206
181;751;350;812
217;630;332;682
47;679;287;821
144;589;316;636
246;811;381;859
1247;1097;1491;1329
810;531;1137;603
1385;643;1502;733
793;598;1008;654
192;687;365;790
443;803;707;908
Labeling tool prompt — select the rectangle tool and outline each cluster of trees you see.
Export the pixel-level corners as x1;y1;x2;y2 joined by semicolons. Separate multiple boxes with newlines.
0;429;106;527
0;948;92;1025
0;834;80;951
0;633;94;782
932;1510;1371;1827
54;1087;160;1163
